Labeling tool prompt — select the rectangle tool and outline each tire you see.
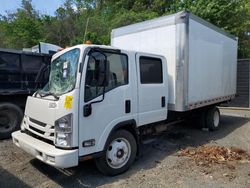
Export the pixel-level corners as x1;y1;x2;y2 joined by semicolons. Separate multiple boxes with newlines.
198;109;208;128
206;106;220;131
95;129;137;176
0;103;23;139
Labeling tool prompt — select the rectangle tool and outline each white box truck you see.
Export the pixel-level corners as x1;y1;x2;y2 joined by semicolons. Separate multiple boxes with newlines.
12;11;237;176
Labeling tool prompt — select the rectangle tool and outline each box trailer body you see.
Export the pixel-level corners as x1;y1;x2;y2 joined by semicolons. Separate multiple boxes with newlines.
12;11;237;176
111;11;237;111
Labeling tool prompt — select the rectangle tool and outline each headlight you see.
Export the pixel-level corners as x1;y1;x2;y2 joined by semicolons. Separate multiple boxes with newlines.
55;114;73;148
55;114;72;133
55;133;72;147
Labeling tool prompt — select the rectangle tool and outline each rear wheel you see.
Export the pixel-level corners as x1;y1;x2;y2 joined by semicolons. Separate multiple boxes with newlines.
0;103;23;139
95;129;137;176
206;106;220;131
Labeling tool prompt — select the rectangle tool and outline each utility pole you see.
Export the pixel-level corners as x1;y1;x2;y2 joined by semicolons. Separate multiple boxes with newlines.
83;17;90;43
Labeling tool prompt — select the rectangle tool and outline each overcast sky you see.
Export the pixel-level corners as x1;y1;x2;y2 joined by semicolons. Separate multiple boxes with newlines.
0;0;65;16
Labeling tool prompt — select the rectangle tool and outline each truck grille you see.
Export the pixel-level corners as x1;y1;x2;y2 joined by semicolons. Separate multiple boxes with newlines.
29;126;44;135
26;117;55;142
29;118;46;127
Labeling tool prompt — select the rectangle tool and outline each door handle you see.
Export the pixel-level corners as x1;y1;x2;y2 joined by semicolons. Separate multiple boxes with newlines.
161;96;165;107
125;100;131;113
83;104;92;117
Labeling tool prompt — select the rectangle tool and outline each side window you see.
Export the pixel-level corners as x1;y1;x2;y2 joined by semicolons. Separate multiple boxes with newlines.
22;55;43;73
85;51;128;102
139;56;163;84
108;53;128;88
0;52;20;71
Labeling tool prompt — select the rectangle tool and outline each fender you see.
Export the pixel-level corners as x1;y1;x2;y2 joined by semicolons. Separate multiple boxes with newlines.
96;119;139;152
101;119;140;155
80;120;139;161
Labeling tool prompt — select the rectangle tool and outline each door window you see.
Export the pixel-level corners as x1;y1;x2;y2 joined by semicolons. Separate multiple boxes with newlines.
139;56;163;84
85;51;128;102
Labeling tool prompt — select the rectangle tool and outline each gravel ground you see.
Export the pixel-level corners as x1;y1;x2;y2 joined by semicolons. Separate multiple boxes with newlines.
0;109;250;188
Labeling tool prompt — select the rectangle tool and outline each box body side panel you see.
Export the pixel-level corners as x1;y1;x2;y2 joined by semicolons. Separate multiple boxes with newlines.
111;12;237;112
188;19;237;105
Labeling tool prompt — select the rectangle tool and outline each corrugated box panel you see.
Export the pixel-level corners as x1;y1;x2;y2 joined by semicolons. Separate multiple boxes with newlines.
112;11;237;111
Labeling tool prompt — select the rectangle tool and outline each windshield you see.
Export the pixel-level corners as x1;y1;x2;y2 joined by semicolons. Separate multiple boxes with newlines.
42;48;80;95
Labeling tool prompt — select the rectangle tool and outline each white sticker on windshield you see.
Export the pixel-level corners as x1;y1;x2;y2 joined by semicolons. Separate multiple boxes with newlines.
63;61;68;69
63;69;67;78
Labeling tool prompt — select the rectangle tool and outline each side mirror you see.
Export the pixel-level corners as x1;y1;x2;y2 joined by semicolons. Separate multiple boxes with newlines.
84;104;92;117
96;58;109;87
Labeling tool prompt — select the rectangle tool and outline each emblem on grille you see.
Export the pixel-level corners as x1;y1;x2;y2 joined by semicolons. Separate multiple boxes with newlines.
49;102;57;108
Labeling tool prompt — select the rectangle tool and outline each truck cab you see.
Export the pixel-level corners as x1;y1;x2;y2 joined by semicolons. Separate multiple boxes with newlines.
12;44;168;175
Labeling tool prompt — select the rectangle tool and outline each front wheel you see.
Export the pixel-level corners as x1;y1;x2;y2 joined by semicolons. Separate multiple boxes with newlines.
95;129;137;176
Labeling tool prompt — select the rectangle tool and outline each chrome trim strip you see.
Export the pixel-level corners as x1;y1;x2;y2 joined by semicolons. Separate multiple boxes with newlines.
175;13;189;111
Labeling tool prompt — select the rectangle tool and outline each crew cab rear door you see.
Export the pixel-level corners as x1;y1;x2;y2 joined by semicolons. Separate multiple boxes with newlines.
136;53;168;126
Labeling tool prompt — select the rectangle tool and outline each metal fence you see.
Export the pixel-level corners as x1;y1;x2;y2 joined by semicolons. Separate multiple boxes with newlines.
228;59;250;108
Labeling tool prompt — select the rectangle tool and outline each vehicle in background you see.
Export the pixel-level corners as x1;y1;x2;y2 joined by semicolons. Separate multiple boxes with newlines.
23;42;62;55
0;43;60;139
12;11;237;176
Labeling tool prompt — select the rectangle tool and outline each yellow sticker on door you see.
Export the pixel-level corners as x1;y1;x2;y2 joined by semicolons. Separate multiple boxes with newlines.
64;96;73;109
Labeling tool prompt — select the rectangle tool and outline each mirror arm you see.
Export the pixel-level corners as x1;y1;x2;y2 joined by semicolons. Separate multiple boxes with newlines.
83;86;106;117
90;86;106;105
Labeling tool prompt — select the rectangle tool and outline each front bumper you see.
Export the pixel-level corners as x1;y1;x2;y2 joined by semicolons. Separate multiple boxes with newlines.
12;131;78;168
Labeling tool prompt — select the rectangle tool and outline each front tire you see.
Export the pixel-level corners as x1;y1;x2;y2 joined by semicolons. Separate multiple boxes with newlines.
95;129;137;176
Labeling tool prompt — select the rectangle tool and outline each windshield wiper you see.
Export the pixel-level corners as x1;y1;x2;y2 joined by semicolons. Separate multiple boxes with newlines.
34;90;59;100
34;90;43;98
41;92;59;100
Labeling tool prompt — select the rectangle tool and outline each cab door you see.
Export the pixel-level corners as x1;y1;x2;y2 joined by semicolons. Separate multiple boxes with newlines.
136;53;168;126
78;49;136;156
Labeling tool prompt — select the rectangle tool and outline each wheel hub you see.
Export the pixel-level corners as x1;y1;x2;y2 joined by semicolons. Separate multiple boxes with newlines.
116;149;124;158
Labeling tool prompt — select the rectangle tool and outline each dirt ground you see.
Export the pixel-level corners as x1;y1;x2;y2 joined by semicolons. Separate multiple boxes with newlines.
0;108;250;188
